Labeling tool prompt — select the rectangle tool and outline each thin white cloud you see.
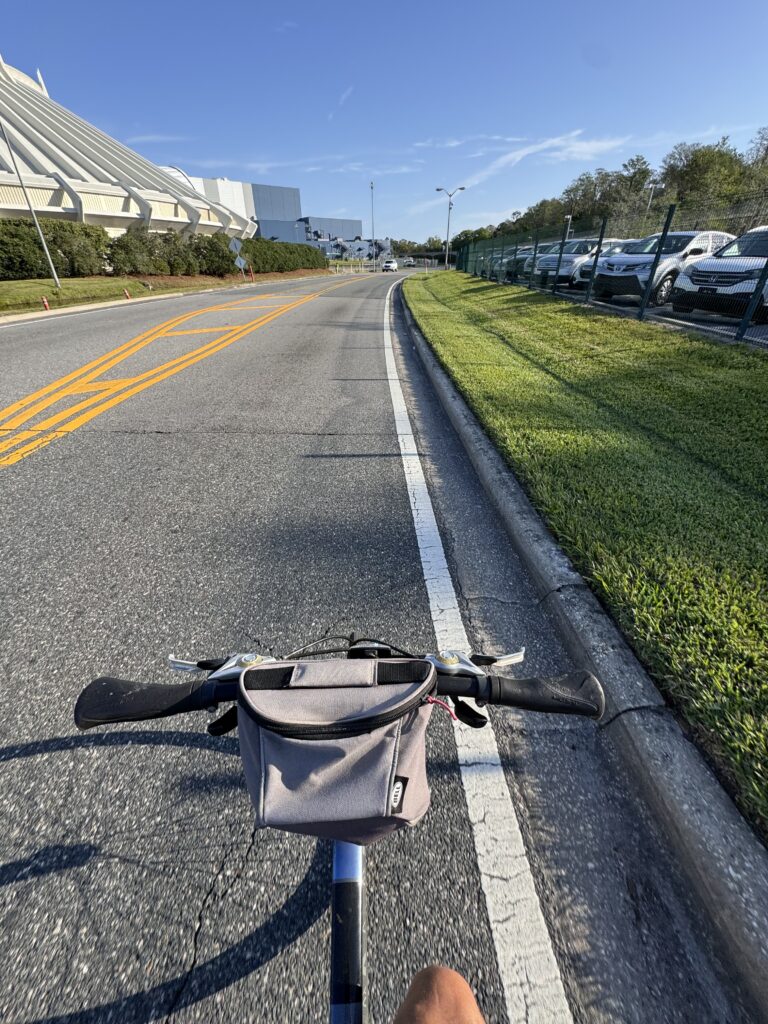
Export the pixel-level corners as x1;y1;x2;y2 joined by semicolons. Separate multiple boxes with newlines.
407;130;625;215
543;135;631;162
127;133;192;144
414;133;526;149
338;86;354;107
275;20;298;32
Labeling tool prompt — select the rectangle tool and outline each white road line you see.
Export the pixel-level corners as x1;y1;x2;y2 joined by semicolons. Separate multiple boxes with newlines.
383;282;573;1024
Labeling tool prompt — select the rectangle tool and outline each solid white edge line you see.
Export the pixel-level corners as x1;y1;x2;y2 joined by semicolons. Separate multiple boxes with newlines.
383;281;572;1024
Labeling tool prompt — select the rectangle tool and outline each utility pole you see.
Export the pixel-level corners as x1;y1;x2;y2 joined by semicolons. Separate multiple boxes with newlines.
0;114;61;289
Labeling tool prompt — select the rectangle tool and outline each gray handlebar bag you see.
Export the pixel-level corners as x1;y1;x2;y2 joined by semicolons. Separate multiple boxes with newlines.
238;658;436;846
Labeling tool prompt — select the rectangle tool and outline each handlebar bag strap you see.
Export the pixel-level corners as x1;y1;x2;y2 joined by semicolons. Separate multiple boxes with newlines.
238;658;436;846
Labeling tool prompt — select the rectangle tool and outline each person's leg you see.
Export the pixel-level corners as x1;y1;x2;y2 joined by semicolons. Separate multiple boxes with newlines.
393;965;486;1024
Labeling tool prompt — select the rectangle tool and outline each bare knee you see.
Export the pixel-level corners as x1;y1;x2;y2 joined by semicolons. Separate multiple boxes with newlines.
394;965;485;1024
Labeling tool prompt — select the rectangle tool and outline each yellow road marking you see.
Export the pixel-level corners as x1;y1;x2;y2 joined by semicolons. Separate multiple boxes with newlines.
62;380;128;394
163;327;237;335
0;293;314;465
0;277;359;467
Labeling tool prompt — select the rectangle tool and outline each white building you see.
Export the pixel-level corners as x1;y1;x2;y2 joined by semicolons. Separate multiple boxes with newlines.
0;57;255;238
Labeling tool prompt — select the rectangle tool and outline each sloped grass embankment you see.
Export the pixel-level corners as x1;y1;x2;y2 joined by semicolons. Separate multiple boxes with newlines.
403;272;768;838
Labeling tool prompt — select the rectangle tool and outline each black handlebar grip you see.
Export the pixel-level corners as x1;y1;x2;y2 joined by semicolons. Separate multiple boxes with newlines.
489;671;605;719
74;677;215;730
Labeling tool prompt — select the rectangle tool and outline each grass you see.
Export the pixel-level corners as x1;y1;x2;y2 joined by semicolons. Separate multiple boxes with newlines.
0;269;332;315
404;272;768;837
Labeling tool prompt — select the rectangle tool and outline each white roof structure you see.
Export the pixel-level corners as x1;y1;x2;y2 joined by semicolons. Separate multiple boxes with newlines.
0;57;255;238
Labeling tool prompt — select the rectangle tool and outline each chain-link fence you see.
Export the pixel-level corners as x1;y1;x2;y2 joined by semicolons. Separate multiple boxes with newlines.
456;190;768;346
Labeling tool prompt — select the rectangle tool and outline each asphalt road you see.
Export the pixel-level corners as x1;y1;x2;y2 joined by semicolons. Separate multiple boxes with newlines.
0;272;753;1023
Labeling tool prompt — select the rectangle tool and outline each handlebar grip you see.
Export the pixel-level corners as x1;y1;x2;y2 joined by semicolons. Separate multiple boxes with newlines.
74;677;216;731
489;671;604;719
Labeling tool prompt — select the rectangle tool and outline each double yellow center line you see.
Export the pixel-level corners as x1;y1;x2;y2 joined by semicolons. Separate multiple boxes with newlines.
0;282;349;467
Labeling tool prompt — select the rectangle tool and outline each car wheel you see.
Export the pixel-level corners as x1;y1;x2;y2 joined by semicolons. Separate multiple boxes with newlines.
653;274;675;306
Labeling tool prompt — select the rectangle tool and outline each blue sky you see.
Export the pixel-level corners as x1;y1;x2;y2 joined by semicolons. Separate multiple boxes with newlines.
3;0;767;240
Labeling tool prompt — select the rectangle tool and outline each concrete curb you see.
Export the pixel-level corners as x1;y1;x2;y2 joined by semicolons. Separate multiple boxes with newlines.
0;271;337;328
397;284;768;1019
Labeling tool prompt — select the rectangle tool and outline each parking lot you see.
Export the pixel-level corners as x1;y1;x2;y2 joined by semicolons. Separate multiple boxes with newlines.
462;200;768;347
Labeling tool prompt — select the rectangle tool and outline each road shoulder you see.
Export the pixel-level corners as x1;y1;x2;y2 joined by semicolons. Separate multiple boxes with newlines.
398;281;768;1020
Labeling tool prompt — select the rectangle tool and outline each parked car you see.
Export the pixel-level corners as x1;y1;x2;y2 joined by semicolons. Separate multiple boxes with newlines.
518;243;561;277
573;240;638;286
403;257;416;267
592;230;734;305
381;258;398;272
501;247;534;281
670;226;768;320
534;238;617;287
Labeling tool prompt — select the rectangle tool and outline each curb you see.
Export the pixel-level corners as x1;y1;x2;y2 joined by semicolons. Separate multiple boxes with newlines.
396;283;768;1019
0;271;336;328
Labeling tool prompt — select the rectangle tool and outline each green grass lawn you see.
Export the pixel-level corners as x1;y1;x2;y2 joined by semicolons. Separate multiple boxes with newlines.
404;272;768;837
0;269;332;315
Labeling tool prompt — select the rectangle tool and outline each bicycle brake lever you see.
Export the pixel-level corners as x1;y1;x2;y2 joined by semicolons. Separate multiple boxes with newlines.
492;648;526;668
207;706;238;736
452;697;489;729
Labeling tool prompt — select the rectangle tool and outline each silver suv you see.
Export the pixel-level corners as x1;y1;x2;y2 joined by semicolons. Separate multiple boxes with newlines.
593;230;734;305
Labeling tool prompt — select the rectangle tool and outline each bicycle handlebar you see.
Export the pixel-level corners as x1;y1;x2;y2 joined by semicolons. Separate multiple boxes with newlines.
74;665;603;730
74;677;232;730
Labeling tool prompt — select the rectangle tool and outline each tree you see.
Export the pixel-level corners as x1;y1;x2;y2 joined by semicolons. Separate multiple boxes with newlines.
660;138;748;202
392;239;418;255
424;235;444;252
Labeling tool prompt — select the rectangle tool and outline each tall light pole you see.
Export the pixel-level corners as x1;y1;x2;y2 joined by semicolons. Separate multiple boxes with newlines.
436;186;465;269
0;114;61;289
645;179;663;215
370;180;376;272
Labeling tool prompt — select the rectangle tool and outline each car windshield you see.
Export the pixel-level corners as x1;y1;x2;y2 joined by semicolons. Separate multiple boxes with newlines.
624;234;694;255
715;232;768;259
602;241;635;255
562;240;594;254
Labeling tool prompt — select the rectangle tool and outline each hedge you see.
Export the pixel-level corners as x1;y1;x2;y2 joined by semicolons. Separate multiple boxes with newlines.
0;219;327;280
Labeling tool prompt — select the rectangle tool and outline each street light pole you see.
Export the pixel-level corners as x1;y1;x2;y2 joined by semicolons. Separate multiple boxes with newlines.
436;186;465;269
0;113;61;289
370;181;376;272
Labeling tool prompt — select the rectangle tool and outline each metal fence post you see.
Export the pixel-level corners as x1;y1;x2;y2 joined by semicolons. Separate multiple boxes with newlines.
735;258;768;340
584;216;608;305
497;235;506;284
527;232;540;290
551;218;570;294
509;243;518;284
638;204;676;321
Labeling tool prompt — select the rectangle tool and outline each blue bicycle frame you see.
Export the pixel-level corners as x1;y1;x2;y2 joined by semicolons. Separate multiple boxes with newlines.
330;841;366;1023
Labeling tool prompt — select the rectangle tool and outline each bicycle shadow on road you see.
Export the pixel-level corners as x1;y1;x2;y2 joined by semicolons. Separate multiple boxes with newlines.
0;730;331;1024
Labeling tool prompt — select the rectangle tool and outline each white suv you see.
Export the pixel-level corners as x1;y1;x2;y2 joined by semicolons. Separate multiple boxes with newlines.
574;240;638;285
592;230;734;306
381;259;398;272
535;238;614;286
671;226;768;320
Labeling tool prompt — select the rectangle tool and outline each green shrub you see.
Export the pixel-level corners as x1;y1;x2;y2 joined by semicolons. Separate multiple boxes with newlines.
0;218;111;279
191;234;233;277
0;221;49;279
44;221;110;276
108;225;171;275
159;231;199;275
0;215;327;281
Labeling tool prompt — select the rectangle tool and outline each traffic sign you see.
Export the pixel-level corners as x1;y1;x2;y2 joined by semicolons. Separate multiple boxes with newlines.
234;255;247;270
229;238;242;255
